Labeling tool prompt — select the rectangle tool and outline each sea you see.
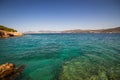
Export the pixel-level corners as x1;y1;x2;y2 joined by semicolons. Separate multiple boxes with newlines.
0;33;120;80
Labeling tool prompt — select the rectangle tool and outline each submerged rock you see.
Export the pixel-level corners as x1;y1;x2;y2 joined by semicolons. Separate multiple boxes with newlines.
59;56;120;80
0;63;25;80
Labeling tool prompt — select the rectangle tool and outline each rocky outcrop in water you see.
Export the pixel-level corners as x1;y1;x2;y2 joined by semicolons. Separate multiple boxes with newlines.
0;30;23;38
0;25;23;38
0;63;25;80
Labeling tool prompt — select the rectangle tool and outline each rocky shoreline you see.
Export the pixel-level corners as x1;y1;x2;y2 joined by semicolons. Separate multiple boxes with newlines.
0;63;25;80
0;30;23;38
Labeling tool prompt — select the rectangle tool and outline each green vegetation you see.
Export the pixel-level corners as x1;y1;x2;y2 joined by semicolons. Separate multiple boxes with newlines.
0;25;17;32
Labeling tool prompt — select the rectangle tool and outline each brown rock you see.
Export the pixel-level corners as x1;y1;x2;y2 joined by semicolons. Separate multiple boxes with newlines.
0;30;23;38
0;63;25;80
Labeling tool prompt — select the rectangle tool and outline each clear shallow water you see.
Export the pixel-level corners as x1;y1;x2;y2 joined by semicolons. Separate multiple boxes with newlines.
0;33;120;80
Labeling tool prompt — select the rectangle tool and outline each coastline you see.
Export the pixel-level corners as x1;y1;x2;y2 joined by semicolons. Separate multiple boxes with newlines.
24;27;120;34
0;30;23;38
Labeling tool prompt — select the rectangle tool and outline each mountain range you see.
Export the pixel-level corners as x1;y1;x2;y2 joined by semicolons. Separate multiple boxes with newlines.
25;27;120;34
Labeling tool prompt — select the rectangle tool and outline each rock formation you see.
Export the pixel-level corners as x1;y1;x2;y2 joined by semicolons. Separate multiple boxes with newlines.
0;63;25;80
0;25;23;38
0;30;23;38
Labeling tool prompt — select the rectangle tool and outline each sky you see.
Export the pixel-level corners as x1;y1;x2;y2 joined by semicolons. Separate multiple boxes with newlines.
0;0;120;32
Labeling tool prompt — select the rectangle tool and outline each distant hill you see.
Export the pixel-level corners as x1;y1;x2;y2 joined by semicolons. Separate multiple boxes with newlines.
25;27;120;34
62;27;120;33
0;25;23;38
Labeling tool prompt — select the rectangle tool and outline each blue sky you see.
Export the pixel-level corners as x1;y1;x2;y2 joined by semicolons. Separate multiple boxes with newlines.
0;0;120;32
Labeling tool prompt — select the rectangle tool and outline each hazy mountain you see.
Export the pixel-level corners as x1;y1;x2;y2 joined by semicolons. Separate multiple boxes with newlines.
25;27;120;34
62;27;120;33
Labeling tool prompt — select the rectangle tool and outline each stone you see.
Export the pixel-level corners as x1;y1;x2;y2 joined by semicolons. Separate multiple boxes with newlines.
0;30;23;38
0;63;25;80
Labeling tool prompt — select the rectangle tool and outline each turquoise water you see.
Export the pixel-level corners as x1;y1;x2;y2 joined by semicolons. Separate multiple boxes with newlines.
0;33;120;80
